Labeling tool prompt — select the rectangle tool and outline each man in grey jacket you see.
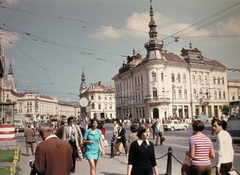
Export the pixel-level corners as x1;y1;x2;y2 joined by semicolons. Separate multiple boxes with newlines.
24;124;35;156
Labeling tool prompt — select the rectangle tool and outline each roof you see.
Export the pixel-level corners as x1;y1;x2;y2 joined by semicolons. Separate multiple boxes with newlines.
162;52;186;63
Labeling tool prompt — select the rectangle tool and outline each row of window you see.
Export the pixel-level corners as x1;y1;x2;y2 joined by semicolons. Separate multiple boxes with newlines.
91;103;113;110
90;95;113;101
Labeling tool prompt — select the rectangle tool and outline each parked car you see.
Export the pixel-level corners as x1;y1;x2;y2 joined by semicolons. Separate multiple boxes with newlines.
14;119;25;132
192;115;209;123
163;120;189;131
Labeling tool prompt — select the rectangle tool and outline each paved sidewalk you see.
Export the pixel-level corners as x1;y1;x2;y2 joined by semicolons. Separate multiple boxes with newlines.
17;140;181;175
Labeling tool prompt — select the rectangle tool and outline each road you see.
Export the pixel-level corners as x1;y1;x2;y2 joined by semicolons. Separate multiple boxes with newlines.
15;122;240;175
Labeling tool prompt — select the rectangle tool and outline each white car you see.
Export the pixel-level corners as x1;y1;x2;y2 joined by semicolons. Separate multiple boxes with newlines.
163;120;188;131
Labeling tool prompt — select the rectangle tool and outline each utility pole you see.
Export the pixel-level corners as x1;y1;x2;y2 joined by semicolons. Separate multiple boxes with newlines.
172;84;175;117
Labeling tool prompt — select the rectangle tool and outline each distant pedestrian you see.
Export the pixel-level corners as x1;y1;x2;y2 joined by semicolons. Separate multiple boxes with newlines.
24;124;35;156
56;119;65;139
155;118;164;146
127;124;139;157
212;118;234;175
115;122;128;156
151;118;157;139
220;116;227;130
84;113;89;130
127;123;158;175
186;120;215;175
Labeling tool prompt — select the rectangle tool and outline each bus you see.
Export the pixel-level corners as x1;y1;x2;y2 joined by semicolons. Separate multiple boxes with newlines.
228;100;240;137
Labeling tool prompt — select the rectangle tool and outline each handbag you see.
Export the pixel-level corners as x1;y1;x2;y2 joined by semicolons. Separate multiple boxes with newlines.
228;170;237;175
161;136;165;142
181;155;191;175
77;146;83;160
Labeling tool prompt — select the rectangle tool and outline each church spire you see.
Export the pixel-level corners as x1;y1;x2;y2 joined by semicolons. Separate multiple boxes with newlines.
144;3;164;60
8;61;13;75
79;68;87;97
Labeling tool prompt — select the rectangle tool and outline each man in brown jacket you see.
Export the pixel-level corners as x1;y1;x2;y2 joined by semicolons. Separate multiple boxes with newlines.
30;122;73;175
24;124;35;156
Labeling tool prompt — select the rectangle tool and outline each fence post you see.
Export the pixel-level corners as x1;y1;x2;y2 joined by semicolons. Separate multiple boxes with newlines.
110;135;115;158
165;147;172;175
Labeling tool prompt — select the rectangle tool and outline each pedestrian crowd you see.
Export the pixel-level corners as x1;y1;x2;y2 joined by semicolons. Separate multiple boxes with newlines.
23;115;236;175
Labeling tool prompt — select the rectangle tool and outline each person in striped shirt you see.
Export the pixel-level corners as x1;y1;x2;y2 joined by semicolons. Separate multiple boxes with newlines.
186;120;215;175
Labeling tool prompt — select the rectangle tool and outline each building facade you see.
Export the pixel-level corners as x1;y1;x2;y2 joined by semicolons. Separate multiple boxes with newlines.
79;70;116;120
112;5;229;122
228;80;240;101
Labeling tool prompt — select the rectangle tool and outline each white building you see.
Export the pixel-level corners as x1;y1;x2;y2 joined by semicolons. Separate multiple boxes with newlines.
112;5;229;122
79;70;116;120
228;80;240;101
16;91;75;121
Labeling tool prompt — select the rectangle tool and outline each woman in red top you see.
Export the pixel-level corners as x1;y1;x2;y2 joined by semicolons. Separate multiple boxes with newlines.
99;122;106;140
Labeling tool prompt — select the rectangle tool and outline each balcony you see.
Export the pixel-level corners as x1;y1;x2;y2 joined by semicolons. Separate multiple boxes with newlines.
144;97;170;104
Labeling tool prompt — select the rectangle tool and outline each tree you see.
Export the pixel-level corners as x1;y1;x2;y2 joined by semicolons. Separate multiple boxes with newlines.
220;104;229;116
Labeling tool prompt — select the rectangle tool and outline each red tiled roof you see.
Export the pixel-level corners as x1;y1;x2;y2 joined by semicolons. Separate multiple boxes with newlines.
162;52;186;63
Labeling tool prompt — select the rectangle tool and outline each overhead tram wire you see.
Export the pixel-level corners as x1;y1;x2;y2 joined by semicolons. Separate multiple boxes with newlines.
0;5;147;35
3;0;24;26
1;35;53;84
164;6;240;47
1;25;124;65
162;1;240;44
1;28;118;86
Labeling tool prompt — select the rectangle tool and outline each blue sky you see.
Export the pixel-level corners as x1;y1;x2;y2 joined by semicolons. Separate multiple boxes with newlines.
0;0;240;102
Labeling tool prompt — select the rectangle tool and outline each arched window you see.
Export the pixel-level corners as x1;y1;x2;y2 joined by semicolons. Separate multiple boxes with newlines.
199;76;202;84
161;73;164;81
214;91;217;99
219;91;221;99
172;73;175;82
183;74;186;83
193;89;196;99
153;88;157;98
222;78;224;85
162;88;165;98
184;90;187;99
178;90;182;99
177;74;181;82
223;91;226;99
232;96;235;100
152;72;156;82
213;77;216;84
205;76;207;84
218;77;220;84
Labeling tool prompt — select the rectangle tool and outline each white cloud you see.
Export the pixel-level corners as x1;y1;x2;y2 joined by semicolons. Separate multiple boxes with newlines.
0;31;20;49
5;0;19;5
19;79;29;84
217;17;240;40
88;11;212;41
88;25;122;41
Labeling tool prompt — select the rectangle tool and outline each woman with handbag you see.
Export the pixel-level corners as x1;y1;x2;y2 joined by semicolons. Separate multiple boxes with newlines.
186;120;215;175
83;119;105;175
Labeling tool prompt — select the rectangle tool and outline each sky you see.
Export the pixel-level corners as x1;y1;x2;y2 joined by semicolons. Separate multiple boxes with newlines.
0;0;240;102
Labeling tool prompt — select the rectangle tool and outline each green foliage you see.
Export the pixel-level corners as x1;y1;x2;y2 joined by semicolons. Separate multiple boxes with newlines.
0;149;21;175
0;165;21;175
0;150;14;162
219;104;229;116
